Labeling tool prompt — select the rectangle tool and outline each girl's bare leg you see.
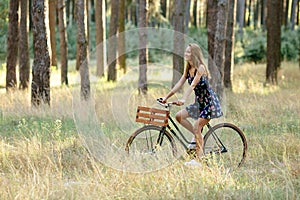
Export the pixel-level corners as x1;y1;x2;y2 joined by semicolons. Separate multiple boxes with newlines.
194;118;210;158
175;109;194;133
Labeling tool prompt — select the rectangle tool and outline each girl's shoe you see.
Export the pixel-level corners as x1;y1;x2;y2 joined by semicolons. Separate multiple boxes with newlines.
184;159;202;167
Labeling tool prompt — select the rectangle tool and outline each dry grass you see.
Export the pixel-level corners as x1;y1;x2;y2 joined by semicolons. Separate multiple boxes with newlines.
0;62;299;199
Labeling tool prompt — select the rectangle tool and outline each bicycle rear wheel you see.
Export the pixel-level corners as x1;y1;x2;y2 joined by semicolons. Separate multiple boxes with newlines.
203;123;247;171
125;125;177;170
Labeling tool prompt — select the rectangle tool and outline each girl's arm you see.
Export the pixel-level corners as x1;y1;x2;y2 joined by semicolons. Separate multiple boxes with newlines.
163;73;187;102
178;65;205;104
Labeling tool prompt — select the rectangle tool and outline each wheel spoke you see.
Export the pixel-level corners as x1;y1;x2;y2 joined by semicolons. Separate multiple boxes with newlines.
125;125;177;171
203;123;247;170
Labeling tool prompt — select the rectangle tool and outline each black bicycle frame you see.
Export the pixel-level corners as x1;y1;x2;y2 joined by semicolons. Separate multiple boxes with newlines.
161;116;228;154
165;116;192;150
206;123;228;154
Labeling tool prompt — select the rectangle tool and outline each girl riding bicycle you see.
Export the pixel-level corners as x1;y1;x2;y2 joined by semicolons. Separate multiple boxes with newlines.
160;43;223;166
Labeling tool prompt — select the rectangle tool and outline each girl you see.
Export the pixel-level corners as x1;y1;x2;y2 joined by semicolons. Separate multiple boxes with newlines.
161;43;223;166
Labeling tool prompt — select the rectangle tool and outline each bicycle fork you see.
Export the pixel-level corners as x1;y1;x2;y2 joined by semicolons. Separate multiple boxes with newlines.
207;124;228;154
150;127;166;154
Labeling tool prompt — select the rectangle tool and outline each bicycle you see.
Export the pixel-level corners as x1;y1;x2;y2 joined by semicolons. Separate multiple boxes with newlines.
125;99;248;170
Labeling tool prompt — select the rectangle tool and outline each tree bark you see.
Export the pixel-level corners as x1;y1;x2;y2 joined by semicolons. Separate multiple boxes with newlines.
213;0;228;101
236;0;245;40
266;0;282;85
185;0;191;32
224;0;236;90
172;0;186;88
95;0;106;77
118;0;126;73
31;0;51;106
207;0;218;84
290;0;297;30
192;0;198;27
283;0;290;27
19;0;30;90
6;0;19;91
76;0;90;100
254;0;259;29
161;0;167;17
107;0;119;81
138;0;148;94
49;0;57;67
58;0;68;85
261;0;266;30
246;0;252;27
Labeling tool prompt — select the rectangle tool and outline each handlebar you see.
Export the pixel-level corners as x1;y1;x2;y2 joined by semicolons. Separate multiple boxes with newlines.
156;98;177;108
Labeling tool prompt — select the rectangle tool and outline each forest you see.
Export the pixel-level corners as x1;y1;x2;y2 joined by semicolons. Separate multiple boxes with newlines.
0;0;300;199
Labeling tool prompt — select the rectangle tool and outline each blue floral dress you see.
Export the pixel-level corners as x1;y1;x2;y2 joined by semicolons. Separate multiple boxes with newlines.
186;71;223;119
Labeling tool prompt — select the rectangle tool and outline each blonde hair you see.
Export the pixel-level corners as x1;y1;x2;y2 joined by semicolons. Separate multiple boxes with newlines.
185;43;210;78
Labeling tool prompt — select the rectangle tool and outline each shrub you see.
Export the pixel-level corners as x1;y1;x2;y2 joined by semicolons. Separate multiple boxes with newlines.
281;28;299;61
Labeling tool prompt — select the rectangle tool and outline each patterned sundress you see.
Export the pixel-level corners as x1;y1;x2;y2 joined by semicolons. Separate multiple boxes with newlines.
185;71;223;119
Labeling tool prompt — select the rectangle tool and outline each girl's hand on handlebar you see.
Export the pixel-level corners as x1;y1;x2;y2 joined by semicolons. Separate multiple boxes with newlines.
174;100;184;106
157;97;167;103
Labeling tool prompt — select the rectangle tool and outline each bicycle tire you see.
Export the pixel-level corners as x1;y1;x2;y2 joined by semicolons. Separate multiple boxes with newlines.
125;125;177;160
203;123;247;170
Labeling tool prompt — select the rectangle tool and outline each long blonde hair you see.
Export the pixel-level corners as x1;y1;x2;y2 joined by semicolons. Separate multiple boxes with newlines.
185;43;211;78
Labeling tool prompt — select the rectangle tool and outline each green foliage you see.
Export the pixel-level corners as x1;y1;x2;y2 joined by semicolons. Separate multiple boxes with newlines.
188;27;208;55
235;28;266;64
0;116;76;141
281;27;300;61
235;27;299;64
65;24;78;60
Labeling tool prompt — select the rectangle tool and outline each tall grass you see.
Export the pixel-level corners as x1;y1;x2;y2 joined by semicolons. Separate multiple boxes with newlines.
0;62;299;199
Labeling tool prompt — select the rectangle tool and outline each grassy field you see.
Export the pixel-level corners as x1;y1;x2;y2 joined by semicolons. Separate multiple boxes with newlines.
0;61;299;199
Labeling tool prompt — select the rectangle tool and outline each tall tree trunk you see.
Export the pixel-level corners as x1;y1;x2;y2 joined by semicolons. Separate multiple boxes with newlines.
213;0;228;101
207;0;218;81
201;0;206;27
192;0;198;27
297;1;299;26
266;0;282;85
290;0;297;30
172;0;185;88
49;0;57;67
31;0;51;106
66;0;70;24
236;0;245;40
96;0;106;77
29;0;33;31
246;0;252;26
130;0;137;26
107;0;119;81
58;0;68;85
6;0;19;91
261;0;266;30
161;0;167;17
283;0;290;27
19;0;30;90
254;0;260;29
86;0;90;60
118;0;126;73
224;0;236;90
76;0;90;100
185;0;191;32
168;0;173;23
138;0;148;94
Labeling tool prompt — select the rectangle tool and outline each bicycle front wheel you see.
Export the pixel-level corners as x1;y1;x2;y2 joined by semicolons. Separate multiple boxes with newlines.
125;125;177;169
203;123;247;171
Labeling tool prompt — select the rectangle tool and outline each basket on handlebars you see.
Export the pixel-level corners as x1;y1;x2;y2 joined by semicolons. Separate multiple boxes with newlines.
136;106;169;127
